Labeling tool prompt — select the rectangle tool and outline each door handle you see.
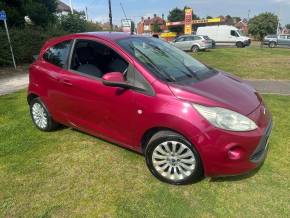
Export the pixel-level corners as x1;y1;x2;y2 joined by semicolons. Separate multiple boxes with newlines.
61;79;72;86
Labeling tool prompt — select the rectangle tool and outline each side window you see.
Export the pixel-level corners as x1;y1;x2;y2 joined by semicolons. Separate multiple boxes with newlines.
280;35;286;39
70;39;129;79
175;37;185;42
231;30;238;37
287;35;290;39
126;65;154;95
43;40;72;68
194;36;201;40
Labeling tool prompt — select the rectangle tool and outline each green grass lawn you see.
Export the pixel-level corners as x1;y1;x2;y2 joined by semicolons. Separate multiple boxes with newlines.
1;91;289;217
192;47;290;80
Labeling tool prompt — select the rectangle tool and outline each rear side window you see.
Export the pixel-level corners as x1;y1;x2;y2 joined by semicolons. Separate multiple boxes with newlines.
43;40;72;68
175;37;185;42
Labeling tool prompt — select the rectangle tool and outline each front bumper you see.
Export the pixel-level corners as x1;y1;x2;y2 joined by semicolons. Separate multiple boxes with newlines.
244;39;251;46
191;103;272;177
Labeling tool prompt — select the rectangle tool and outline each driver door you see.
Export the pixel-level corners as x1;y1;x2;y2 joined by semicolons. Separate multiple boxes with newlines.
59;38;138;147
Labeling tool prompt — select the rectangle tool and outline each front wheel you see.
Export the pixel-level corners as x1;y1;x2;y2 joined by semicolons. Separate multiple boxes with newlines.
30;98;58;131
145;131;204;185
236;41;244;48
269;41;277;48
191;45;199;53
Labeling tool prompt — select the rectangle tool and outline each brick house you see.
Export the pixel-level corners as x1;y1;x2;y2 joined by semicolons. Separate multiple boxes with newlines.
137;14;167;34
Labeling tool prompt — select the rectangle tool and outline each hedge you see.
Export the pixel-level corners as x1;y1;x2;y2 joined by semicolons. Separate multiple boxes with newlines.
0;26;68;66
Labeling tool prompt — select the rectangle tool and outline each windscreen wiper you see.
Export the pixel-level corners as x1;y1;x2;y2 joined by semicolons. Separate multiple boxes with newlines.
129;44;177;82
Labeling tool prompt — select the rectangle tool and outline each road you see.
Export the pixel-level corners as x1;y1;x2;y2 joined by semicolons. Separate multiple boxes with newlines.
1;73;290;96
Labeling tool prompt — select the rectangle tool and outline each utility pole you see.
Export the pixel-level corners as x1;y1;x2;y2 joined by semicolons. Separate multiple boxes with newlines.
85;7;88;20
108;0;113;31
69;0;74;14
276;3;281;35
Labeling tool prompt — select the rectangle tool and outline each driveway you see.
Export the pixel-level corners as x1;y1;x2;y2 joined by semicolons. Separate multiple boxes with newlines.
0;73;290;96
0;73;29;96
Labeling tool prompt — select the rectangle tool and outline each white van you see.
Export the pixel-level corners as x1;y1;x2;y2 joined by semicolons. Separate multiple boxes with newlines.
197;25;251;48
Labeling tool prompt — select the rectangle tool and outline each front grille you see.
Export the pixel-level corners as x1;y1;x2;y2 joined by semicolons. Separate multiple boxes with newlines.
250;120;272;163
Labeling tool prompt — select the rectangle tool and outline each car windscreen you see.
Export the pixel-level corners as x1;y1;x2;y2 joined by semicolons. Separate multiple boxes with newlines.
117;37;217;82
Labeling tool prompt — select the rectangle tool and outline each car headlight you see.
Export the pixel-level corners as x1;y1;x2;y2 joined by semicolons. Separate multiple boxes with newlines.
192;104;257;131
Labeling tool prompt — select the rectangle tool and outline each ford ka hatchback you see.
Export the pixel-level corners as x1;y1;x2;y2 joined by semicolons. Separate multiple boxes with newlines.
28;32;272;185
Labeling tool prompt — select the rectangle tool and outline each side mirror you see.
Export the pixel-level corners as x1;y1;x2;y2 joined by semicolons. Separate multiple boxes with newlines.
102;72;132;89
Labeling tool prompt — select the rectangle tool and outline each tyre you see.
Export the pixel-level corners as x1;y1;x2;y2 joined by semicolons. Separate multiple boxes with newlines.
236;41;244;48
269;41;277;48
145;131;204;185
191;45;199;53
29;98;58;131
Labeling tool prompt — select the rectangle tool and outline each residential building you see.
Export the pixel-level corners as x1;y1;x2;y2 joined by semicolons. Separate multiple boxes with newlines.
137;14;167;34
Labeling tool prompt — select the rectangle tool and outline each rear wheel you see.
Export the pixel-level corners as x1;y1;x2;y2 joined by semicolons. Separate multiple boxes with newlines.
191;45;199;53
269;41;277;48
30;98;58;131
145;131;203;185
236;41;244;48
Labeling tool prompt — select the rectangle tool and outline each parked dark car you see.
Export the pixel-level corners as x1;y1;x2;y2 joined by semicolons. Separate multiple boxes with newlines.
28;32;272;185
263;34;290;48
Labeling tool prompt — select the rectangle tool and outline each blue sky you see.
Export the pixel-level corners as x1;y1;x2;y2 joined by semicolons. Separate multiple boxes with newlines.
63;0;290;26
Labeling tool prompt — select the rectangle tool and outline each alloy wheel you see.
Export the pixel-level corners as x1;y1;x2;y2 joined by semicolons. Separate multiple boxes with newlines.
32;102;48;129
151;141;196;181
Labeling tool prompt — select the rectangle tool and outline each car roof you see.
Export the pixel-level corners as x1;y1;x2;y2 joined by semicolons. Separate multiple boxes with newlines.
74;32;133;41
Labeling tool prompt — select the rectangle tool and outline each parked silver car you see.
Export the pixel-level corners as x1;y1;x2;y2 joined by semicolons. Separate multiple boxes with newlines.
263;34;290;48
171;35;214;52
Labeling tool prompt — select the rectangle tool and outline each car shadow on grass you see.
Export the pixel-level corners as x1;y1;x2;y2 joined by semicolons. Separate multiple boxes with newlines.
69;127;143;156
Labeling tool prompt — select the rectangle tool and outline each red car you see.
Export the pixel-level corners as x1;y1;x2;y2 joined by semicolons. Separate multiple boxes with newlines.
28;32;272;185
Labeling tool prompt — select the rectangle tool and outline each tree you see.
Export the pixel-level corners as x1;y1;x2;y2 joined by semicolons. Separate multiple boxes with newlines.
233;16;241;23
152;21;161;33
206;16;213;19
167;7;199;33
0;0;57;28
248;12;278;40
59;12;87;33
0;0;26;26
225;15;234;25
25;0;57;27
286;24;290;29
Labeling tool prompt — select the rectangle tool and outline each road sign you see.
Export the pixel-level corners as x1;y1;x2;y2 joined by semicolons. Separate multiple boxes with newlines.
184;8;193;35
0;11;16;69
0;10;7;21
166;17;221;27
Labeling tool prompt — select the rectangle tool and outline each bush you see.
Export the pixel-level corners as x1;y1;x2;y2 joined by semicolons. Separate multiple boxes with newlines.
59;13;87;33
0;13;103;66
0;26;68;66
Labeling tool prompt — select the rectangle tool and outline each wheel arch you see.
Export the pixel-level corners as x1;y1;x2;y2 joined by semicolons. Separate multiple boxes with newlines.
236;41;244;47
191;44;200;50
27;93;39;105
140;127;194;154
